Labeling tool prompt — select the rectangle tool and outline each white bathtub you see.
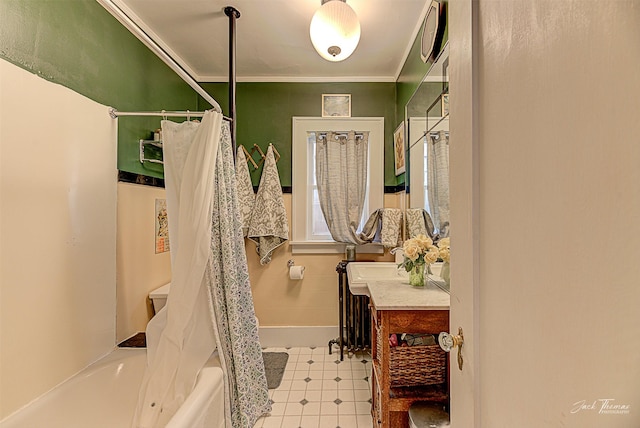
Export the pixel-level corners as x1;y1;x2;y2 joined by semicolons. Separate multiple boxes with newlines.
0;348;225;428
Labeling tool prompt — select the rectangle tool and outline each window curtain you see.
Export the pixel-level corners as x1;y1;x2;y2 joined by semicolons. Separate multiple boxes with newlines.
427;131;450;237
315;130;369;244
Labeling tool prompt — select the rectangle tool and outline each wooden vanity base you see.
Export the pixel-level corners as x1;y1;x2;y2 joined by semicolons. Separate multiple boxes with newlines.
371;306;450;428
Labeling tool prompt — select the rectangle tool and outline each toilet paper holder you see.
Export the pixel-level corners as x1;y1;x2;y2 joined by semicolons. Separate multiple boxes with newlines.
288;260;305;280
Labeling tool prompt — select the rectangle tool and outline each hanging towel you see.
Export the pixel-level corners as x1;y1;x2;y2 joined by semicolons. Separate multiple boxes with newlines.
406;208;438;240
248;145;289;265
359;208;382;243
235;146;255;237
406;208;427;239
360;208;402;248
381;208;403;248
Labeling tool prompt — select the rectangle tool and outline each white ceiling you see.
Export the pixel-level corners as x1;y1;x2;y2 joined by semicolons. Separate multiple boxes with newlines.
108;0;430;82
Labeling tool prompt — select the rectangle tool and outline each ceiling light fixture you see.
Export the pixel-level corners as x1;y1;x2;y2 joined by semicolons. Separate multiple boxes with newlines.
309;0;361;62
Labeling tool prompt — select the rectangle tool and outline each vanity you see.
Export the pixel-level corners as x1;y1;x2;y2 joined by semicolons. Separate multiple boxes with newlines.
346;263;450;428
333;34;451;427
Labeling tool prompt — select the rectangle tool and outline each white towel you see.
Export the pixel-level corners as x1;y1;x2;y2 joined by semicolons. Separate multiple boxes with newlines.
248;145;289;265
235;146;255;237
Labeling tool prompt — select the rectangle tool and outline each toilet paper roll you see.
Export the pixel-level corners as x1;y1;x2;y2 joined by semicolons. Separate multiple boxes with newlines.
289;265;305;280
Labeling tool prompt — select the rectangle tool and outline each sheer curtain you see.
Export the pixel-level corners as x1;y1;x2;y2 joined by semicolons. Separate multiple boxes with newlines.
134;111;269;428
315;131;369;244
427;131;450;237
134;111;221;428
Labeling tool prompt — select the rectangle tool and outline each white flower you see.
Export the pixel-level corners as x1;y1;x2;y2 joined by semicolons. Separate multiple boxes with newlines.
403;241;421;261
437;237;451;263
424;245;440;264
414;234;433;251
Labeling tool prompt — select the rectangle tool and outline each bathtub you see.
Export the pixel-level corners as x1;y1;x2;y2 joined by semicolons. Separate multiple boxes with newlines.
0;348;225;428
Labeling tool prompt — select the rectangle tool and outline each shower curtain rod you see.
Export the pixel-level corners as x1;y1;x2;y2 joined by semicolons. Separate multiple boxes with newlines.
108;108;232;121
97;0;223;114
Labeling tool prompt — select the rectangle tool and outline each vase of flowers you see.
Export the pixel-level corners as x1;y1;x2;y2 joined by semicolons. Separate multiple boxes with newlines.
398;234;440;287
437;237;451;286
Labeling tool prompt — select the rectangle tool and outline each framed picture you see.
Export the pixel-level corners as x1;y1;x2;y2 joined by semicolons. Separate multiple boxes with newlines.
322;94;351;117
394;122;406;176
155;199;170;253
441;93;449;116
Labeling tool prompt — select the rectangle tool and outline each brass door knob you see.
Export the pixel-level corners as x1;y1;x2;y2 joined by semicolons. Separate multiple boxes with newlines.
438;327;464;370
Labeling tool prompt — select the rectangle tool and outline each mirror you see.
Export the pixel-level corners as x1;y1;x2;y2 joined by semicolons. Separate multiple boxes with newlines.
406;42;449;238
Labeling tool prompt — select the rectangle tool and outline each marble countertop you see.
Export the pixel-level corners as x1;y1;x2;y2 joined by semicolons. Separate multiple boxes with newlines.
367;277;450;310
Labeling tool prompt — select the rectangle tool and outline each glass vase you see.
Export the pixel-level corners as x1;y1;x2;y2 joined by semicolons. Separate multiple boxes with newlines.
409;263;426;287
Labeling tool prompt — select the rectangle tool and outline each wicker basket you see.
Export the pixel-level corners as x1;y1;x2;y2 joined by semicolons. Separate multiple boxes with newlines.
388;344;446;387
377;327;446;387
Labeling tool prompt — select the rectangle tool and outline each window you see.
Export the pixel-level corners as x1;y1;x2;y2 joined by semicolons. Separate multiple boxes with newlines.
305;131;372;241
291;117;384;253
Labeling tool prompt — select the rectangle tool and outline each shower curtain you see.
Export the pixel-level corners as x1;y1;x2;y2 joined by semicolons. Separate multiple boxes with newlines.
133;111;269;428
315;130;369;244
427;131;450;237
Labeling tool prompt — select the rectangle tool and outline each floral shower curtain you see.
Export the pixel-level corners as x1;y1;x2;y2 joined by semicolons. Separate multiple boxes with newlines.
133;111;269;428
206;122;271;428
315;130;369;244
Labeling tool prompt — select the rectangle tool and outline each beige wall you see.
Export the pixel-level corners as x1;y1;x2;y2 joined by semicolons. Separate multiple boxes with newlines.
116;191;402;336
116;182;171;342
0;60;117;419
250;193;400;326
450;1;640;426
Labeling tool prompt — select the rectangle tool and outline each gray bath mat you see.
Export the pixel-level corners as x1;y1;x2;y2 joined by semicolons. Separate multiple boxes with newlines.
262;352;289;389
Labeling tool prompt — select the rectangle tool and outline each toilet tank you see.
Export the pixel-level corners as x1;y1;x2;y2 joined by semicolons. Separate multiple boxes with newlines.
149;282;171;314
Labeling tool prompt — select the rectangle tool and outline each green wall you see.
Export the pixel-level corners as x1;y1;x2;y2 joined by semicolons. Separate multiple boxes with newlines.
201;82;396;187
396;2;449;123
394;1;448;186
1;0;447;186
0;0;201;179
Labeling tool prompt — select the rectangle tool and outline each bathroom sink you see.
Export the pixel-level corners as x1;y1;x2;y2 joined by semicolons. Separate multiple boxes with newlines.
346;262;408;296
348;262;408;282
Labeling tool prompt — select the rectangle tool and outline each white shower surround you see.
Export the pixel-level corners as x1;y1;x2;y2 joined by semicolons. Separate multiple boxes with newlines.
0;59;117;419
0;349;225;428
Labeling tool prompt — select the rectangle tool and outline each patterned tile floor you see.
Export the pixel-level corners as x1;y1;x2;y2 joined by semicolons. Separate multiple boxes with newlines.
254;347;374;428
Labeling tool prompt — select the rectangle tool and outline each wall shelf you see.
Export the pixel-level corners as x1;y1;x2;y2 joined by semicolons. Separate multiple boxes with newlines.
139;140;163;164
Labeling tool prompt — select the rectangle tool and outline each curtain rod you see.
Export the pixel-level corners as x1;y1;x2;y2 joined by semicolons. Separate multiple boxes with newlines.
108;108;232;121
409;129;450;150
317;132;365;139
96;0;223;114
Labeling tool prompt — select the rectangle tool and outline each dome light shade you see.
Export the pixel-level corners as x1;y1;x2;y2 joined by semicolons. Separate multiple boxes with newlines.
309;0;361;62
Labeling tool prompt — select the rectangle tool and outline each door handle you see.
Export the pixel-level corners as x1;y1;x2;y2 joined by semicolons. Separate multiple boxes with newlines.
438;327;464;370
